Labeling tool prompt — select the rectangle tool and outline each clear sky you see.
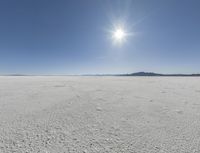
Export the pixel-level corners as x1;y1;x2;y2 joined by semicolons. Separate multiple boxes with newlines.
0;0;200;75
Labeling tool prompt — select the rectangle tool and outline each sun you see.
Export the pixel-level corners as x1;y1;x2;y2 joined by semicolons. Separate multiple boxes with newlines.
111;27;128;44
114;28;126;41
107;21;132;45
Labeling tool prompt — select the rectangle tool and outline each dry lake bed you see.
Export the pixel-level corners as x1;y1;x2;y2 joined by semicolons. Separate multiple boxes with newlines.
0;76;200;153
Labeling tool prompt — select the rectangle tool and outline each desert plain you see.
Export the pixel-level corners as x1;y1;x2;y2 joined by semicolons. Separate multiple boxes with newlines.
0;76;200;153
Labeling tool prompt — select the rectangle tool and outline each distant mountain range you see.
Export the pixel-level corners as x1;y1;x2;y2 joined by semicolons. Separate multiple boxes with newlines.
118;72;200;76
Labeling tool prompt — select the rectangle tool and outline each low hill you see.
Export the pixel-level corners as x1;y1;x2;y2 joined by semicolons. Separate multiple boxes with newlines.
118;72;200;76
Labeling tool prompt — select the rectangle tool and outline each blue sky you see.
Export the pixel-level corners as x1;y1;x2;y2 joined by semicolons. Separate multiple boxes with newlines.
0;0;200;75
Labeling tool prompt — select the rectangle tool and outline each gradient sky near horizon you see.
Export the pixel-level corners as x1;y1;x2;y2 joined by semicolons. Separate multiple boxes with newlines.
0;0;200;75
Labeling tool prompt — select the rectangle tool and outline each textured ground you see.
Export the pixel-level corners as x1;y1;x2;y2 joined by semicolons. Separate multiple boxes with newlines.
0;76;200;153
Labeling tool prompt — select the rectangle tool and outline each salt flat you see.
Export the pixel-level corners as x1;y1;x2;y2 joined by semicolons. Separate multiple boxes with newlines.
0;76;200;153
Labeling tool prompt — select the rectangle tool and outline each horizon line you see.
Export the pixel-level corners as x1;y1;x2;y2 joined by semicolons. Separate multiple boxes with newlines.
1;71;200;76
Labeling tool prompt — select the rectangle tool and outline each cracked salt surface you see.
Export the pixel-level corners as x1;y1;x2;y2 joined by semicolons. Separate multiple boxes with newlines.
0;76;200;153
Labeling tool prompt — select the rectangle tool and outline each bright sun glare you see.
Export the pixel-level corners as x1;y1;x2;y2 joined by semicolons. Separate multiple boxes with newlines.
114;28;125;40
111;26;129;45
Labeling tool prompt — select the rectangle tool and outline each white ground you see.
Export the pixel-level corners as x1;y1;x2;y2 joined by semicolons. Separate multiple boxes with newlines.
0;76;200;153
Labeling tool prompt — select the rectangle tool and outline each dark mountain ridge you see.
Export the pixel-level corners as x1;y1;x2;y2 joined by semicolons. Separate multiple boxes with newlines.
119;72;200;76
